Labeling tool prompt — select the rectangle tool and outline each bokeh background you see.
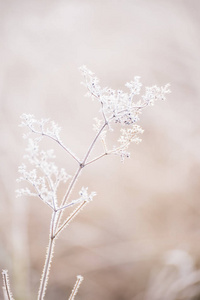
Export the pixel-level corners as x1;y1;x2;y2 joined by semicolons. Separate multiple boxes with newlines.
1;0;200;299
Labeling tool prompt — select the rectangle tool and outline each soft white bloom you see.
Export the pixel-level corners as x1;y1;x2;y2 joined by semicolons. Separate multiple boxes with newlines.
79;66;170;162
20;114;61;140
93;118;103;133
79;187;96;202
80;66;170;128
114;149;130;163
16;138;70;207
125;76;142;95
118;125;144;146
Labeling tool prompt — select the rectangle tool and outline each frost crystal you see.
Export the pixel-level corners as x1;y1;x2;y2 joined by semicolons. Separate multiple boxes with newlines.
80;66;170;162
20;114;61;140
79;187;96;202
118;125;144;146
80;66;170;127
16;138;70;209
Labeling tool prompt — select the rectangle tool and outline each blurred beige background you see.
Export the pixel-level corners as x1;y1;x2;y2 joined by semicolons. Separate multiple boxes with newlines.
1;0;200;299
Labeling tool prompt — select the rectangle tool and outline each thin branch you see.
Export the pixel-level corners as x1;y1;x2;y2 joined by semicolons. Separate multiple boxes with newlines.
38;238;55;300
61;166;82;207
56;199;83;212
54;166;82;231
86;85;107;123
100;100;107;124
84;152;108;166
37;211;57;300
28;126;80;164
68;276;84;300
23;178;54;210
2;270;14;300
44;175;57;211
51;211;57;238
53;138;80;164
37;120;108;299
55;122;108;231
82;122;108;165
55;201;88;238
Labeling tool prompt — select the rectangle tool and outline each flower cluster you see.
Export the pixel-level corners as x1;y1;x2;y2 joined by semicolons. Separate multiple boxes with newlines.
16;121;96;211
80;66;170;162
16;138;70;209
80;65;170;126
118;125;144;147
20;114;61;140
113;125;144;162
80;66;170;161
79;187;96;202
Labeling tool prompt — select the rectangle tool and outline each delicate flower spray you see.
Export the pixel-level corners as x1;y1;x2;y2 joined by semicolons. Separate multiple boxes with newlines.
2;67;170;300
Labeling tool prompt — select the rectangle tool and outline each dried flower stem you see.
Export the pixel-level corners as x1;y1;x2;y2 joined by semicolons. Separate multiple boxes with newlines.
28;125;80;164
54;121;108;231
38;122;108;300
85;152;108;166
2;270;14;300
38;238;55;300
68;275;83;300
38;211;57;300
82;122;108;165
12;67;170;300
55;201;88;238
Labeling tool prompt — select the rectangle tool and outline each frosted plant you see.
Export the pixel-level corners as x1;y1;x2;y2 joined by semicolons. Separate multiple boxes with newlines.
2;67;170;300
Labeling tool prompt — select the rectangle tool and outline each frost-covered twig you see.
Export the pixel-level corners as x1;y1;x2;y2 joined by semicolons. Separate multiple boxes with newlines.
68;275;84;300
55;187;95;237
2;270;14;300
55;201;88;238
7;66;170;300
20;114;80;164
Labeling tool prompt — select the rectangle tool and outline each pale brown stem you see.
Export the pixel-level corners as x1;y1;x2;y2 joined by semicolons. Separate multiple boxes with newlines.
2;270;14;300
38;121;108;299
84;152;108;166
55;201;88;238
68;276;83;300
37;212;57;300
29;126;80;164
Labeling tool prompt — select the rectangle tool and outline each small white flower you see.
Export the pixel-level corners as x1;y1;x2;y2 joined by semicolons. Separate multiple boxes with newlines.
80;66;170;130
16;137;70;207
79;187;96;202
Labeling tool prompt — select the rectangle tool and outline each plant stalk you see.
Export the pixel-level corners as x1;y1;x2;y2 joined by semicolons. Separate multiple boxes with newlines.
37;122;108;299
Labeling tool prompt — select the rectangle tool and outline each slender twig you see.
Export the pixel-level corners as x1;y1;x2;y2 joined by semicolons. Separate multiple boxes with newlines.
38;237;55;300
56;121;108;226
68;275;83;300
61;167;82;207
82;122;108;165
84;152;108;166
2;270;14;300
54;166;82;230
53;138;80;164
56;199;83;212
38;122;108;299
41;172;57;211
29;126;80;164
87;84;108;123
37;211;57;300
23;177;54;210
55;201;88;238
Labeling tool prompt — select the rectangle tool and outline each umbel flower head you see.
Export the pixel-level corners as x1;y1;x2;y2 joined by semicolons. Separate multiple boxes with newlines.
80;66;170;161
80;65;170;125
